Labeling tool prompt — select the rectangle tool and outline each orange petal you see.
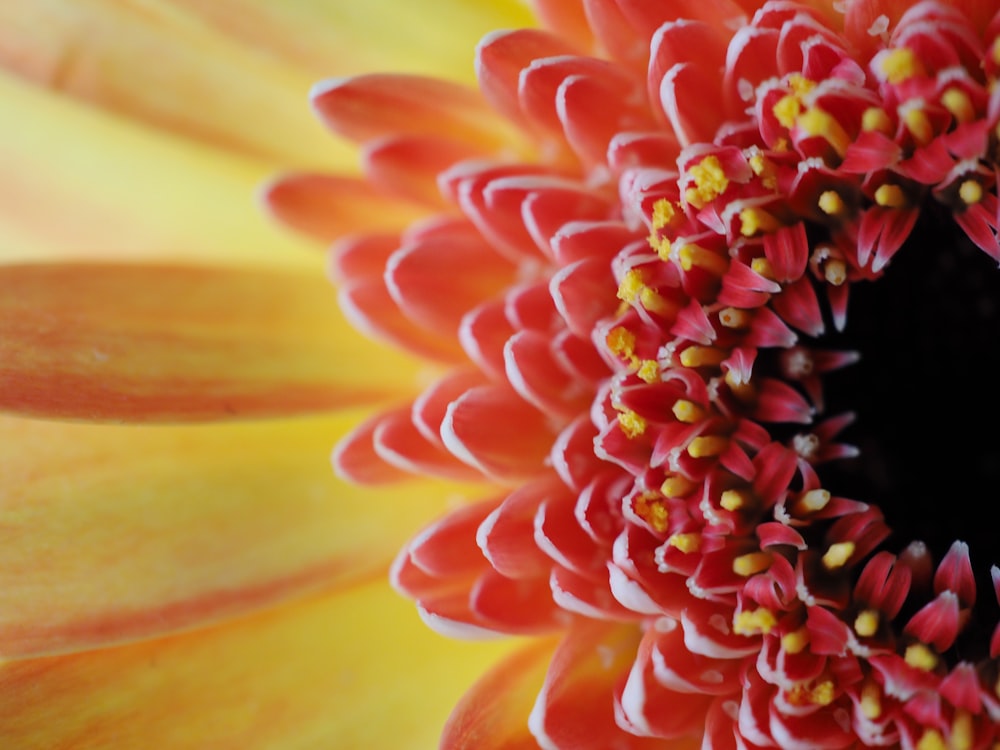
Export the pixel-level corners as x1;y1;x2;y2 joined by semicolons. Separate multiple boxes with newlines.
0;578;525;748
0;263;422;421
442;636;560;750
0;408;483;658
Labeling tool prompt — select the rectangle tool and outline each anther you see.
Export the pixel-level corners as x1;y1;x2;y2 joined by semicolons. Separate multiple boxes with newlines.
661;474;697;498
773;94;802;129
874;183;906;208
900;101;933;145
606;326;637;363
904;643;938;671
915;729;946;750
941;87;975;123
733;551;772;576
634;492;669;533
720;488;749;511
823;258;847;285
733;608;776;635
680;346;727;368
750;256;775;279
685;155;729;208
797;107;851;157
668;532;701;553
687;435;728;458
617;410;647;438
718;307;750;329
637;360;660;383
678;243;729;275
818;190;845;216
781;628;809;654
854;609;880;637
861;106;893;134
959;179;983;206
672;399;706;423
877;47;924;84
822;541;855;569
740;207;781;236
794;488;830;514
860;681;882;719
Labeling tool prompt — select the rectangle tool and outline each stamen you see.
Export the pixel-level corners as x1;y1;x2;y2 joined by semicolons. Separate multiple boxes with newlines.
822;541;855;569
900;101;933;145
606;326;637;363
854;609;880;637
748;151;778;189
941;87;975;123
634;491;669;533
818;190;845;216
672;399;705;423
618;410;647;438
733;607;776;635
680;346;727;368
739;207;781;236
637;359;660;383
651;198;677;230
678;243;729;275
733;551;772;576
668;532;701;553
904;643;938;671
773;94;802;129
750;256;775;279
661;474;697;498
685;155;729;208
874;183;907;208
794;488;831;513
860;681;882;719
687;435;728;458
951;711;973;750
877;47;924;84
824;258;847;285
720;488;749;511
959;179;983;206
617;269;645;304
781;628;809;654
718;307;750;329
861;106;893;134
915;729;946;750
797;107;851;157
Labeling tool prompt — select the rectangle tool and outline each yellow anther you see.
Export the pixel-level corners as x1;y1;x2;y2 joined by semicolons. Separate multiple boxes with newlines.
618;410;647;438
904;643;938;671
951;710;973;750
607;326;637;362
678;243;729;275
901;103;933;145
874;183;907;208
916;729;947;750
878;47;924;84
680;346;727;368
788;74;815;97
733;607;777;635
634;492;669;533
651;198;677;230
661;474;697;498
617;268;645;304
797;107;851;157
854;609;880;637
672;399;705;424
959;180;983;205
740;207;782;236
668;532;701;553
941;87;975;123
781;628;809;654
733;551;772;577
639;286;675;316
795;488;831;514
687;435;728;458
822;541;855;569
824;259;847;286
818;190;845;216
718;307;750;329
802;680;835;706
748;151;778;189
750;256;775;279
774;94;803;129
650;232;672;261
685;155;729;208
637;359;660;384
861;106;894;134
860;681;882;720
720;488;749;511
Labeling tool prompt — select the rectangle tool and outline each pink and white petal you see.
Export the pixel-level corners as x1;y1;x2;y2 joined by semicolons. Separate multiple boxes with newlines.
0;263;421;421
0;408;479;658
0;579;525;749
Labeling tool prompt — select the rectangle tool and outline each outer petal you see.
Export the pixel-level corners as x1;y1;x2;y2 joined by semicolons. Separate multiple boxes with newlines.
0;263;422;421
0;408;482;658
0;579;525;749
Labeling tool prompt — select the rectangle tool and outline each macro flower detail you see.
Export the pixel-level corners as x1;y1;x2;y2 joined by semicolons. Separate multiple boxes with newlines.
263;1;1000;748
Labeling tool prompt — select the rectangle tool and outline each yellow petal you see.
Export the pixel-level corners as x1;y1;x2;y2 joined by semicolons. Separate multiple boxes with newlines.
0;263;430;421
0;578;526;749
0;70;331;267
0;408;485;658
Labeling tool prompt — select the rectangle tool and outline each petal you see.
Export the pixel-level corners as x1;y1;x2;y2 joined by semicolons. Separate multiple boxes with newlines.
0;408;476;658
0;263;421;421
0;579;524;749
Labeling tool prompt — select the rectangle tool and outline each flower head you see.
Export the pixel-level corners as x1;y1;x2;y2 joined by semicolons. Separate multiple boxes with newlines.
267;1;1000;747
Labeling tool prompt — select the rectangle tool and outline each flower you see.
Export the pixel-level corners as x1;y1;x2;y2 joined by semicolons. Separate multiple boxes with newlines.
0;1;536;747
263;0;1000;748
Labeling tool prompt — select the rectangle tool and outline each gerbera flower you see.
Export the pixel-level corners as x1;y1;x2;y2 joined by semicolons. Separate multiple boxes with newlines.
260;0;1000;747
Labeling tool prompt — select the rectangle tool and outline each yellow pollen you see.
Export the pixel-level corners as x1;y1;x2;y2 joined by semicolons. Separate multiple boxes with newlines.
718;307;750;329
733;607;776;635
678;243;729;275
797;107;851;157
733;551;772;577
748;151;778;189
818;190;845;216
788;680;834;707
680;345;727;368
634;492;669;533
639;286;674;315
671;399;705;423
661;474;697;498
941;87;975;123
781;628;809;654
795;488;831;514
824;259;847;286
750;256;775;279
860;681;882;720
861;106;893;134
773;94;802;129
788;74;815;97
878;47;924;84
687;435;728;458
651;198;677;230
686;155;729;208
902;104;933;145
874;183;907;208
637;359;660;384
618;410;647;439
916;729;947;750
668;532;701;553
959;180;983;205
617;269;645;304
607;326;637;363
650;232;672;261
720;488;749;511
904;643;938;671
854;609;880;637
822;541;855;569
951;711;974;750
740;207;781;236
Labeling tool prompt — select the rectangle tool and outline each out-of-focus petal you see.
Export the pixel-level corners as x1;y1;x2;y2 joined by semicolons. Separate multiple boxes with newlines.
0;408;486;658
0;71;326;267
0;263;423;421
0;579;525;749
